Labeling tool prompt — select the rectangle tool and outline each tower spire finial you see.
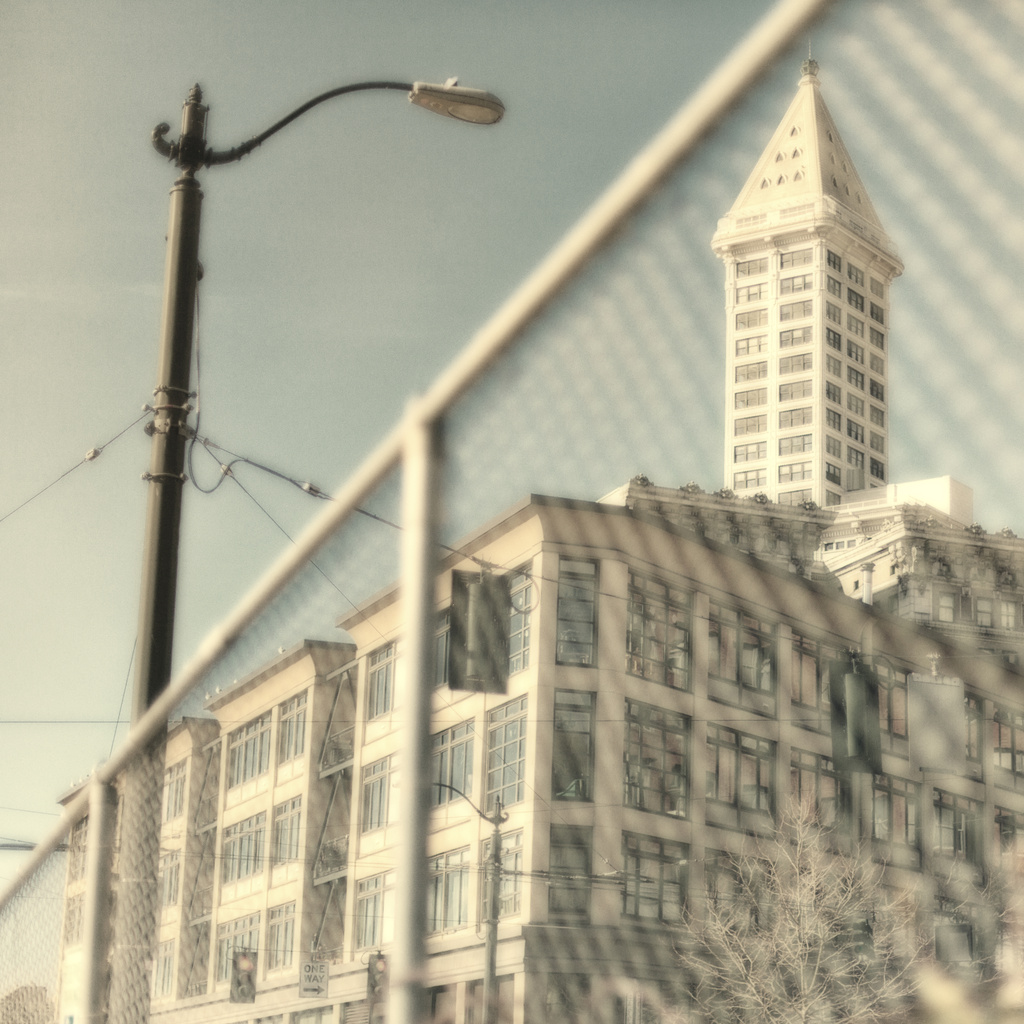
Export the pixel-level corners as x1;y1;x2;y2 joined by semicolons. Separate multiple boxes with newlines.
801;54;819;79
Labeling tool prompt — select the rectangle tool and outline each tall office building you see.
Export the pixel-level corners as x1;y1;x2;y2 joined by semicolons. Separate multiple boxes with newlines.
712;60;903;507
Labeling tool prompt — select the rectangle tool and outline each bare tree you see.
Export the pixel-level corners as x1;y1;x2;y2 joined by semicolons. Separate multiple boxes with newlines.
677;802;929;1024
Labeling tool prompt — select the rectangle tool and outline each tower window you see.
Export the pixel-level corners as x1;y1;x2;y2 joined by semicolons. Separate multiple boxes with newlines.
736;309;768;329
735;388;767;409
735;335;767;355
827;276;842;296
847;289;864;312
735;361;767;382
779;353;813;374
780;300;813;321
847;314;865;337
734;414;767;435
870;327;885;349
870;303;885;324
780;274;813;294
736;257;768;277
779;248;812;268
847;264;864;286
779;407;812;428
779;327;812;348
779;380;813;401
827;250;842;271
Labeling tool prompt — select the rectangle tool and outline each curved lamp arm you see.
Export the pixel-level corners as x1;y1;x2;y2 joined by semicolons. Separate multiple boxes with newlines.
151;78;504;170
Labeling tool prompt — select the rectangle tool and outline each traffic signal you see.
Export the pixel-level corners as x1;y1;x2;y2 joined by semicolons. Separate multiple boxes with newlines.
367;951;388;1003
828;656;882;774
230;950;257;1003
448;571;512;693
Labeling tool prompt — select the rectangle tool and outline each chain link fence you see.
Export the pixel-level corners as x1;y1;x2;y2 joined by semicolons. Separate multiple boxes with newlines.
4;0;1024;1021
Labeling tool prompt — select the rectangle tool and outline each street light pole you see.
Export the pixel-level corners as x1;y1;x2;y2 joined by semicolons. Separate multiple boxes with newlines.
433;785;507;1024
102;78;503;1024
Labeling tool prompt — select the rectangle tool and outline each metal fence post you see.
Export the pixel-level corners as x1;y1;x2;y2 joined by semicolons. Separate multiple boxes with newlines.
391;403;443;1024
81;778;119;1024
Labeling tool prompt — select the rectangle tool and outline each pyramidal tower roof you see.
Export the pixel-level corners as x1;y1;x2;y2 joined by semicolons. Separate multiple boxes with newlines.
713;60;899;265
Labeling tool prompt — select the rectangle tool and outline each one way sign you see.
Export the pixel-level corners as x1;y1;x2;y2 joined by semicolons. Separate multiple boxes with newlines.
300;959;328;999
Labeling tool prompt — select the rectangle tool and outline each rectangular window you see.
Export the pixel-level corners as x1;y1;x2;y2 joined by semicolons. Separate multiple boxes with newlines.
734;469;766;489
780;274;813;294
848;367;865;390
487;696;527;811
483;829;524;917
847;288;865;312
1001;601;1018;630
870;379;885;401
267;903;296;970
780;248;812;268
227;714;271;788
779;326;812;348
870;327;885;349
870;406;885;426
870;302;885;324
734;441;766;463
827;250;842;271
994;708;1024;774
64;894;84;947
790;635;838;711
428;848;470;933
827;275;842;297
933;790;981;861
154;939;175;998
362;756;393;832
826;354;842;377
826;301;842;324
356;872;395;949
873;775;919;846
848;394;865;416
626;573;691;689
622;833;688;922
736;283;766;303
222;813;266;883
278;692;307;763
779;407;812;428
553;690;594;800
736;309;768;329
826;435;842;457
706;726;774;814
778;489;812;506
847;340;864;364
977;598;994;628
878;667;909;739
779;353;813;374
435;609;450;688
508;569;532;675
790;748;840;823
847;314;865;337
734;414;767;435
735;388;767;409
825;463;842;484
779;380;813;401
735;360;767;382
367;642;396;719
272;797;301;864
870;431;885;453
870;458;886;481
708;604;775;693
847;448;865;469
779;461;812;482
826;327;842;350
549;826;591;919
624;700;689;817
870;277;884;298
216;913;260;982
159;851;180;907
736;335;767;355
869;353;885;374
847;420;865;443
847;263;864;285
779;434;812;455
825;382;841;404
938;592;956;623
556;559;598;666
736;256;768;277
431;721;474;806
162;760;186;822
780;300;813;321
826;410;842;432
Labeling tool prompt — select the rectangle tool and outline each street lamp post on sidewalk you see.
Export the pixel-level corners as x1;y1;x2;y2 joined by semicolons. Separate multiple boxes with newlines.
102;78;503;1024
434;785;508;1024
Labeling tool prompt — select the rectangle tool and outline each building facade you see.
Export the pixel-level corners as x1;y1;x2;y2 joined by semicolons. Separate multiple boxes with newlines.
53;493;1024;1023
713;60;903;506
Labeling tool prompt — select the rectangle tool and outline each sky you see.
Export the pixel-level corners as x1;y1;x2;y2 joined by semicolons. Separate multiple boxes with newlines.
4;0;1024;889
0;0;784;880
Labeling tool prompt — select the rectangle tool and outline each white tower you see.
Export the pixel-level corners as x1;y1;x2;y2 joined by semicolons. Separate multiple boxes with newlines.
712;60;903;507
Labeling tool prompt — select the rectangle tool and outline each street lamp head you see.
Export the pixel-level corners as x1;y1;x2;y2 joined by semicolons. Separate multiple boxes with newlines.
409;81;505;125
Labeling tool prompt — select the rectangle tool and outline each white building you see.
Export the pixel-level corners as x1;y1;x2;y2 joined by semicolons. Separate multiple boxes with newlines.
713;59;903;506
